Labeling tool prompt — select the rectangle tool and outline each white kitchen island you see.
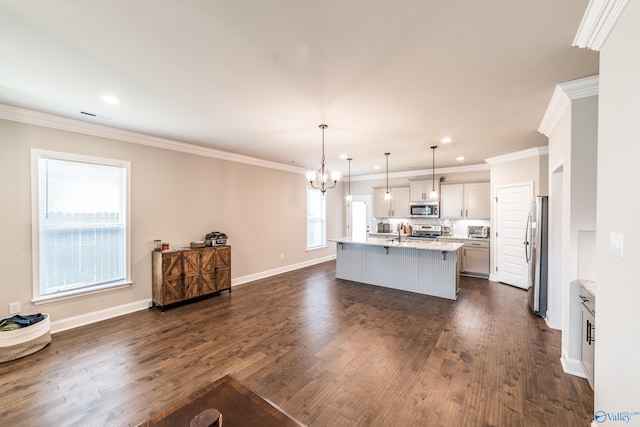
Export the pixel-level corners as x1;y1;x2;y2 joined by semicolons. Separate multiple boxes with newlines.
332;237;464;300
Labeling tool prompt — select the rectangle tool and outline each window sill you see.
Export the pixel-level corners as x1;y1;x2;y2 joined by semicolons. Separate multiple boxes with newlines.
306;245;327;252
32;280;133;305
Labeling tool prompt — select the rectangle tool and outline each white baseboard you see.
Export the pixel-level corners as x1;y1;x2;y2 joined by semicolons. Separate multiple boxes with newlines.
50;299;152;334
232;255;336;287
560;348;587;378
49;255;336;333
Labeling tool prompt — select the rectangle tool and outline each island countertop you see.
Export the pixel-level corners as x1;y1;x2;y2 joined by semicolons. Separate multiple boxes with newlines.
330;237;464;252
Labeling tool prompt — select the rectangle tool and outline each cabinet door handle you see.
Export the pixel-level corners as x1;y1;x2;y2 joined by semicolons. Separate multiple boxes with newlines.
465;209;468;217
586;319;590;343
586;319;595;345
461;209;464;217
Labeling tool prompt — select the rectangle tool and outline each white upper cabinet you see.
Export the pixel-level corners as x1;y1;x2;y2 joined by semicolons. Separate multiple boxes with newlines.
373;187;410;218
440;182;490;219
409;179;439;202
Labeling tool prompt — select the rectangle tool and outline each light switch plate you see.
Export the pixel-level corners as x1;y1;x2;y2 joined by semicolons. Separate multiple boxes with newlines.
609;232;624;258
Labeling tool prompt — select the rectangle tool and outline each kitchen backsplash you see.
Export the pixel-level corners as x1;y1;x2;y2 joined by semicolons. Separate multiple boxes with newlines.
376;218;490;237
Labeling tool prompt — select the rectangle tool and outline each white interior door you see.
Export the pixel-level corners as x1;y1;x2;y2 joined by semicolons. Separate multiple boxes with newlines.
495;184;533;288
347;196;371;240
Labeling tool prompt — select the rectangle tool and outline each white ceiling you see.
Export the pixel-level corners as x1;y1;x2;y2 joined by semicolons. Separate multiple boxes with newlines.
0;1;598;176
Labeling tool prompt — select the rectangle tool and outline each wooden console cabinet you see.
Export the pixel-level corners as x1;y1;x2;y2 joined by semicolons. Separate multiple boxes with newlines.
152;246;231;310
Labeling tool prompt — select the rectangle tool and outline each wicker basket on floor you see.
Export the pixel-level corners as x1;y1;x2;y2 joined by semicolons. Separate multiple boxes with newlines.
0;314;51;363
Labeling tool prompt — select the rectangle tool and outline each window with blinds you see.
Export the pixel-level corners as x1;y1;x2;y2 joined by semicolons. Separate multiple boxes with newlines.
32;150;131;301
306;187;326;250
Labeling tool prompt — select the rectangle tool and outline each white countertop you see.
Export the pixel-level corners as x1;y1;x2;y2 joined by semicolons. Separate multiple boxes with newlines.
438;236;491;242
368;233;489;242
577;279;596;296
332;237;464;252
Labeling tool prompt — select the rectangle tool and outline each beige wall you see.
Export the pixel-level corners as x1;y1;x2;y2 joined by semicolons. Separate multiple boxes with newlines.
490;154;548;197
0;117;344;327
595;0;640;416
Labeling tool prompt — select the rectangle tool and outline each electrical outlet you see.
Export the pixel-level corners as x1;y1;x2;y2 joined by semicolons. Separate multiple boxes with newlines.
280;253;284;260
9;302;20;314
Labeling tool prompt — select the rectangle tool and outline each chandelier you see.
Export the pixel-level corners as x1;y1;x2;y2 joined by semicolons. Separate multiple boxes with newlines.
306;124;340;194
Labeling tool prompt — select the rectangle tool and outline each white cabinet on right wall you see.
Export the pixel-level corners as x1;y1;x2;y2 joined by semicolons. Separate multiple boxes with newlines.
440;182;490;219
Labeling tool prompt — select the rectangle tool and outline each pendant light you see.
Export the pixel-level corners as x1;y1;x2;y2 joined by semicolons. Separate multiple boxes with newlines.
429;145;438;199
384;153;391;200
346;157;353;201
306;124;340;194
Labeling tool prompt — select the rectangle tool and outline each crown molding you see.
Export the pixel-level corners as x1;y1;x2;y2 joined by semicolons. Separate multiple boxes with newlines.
351;163;489;182
573;0;629;51
559;75;600;99
538;75;599;137
0;103;308;175
484;146;549;166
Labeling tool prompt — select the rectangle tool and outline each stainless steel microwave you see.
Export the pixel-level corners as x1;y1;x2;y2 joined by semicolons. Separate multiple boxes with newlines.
410;202;439;218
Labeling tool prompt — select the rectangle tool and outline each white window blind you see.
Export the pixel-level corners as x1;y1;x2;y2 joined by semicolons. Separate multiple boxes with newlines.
34;152;130;299
306;188;326;250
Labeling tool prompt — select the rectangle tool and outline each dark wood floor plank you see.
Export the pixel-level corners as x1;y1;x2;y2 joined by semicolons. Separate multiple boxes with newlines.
0;261;593;426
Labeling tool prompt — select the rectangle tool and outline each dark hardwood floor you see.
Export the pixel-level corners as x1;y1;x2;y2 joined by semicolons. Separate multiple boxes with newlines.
0;261;593;426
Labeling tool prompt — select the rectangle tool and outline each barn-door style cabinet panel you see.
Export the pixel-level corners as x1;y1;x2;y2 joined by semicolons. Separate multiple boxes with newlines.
152;246;231;310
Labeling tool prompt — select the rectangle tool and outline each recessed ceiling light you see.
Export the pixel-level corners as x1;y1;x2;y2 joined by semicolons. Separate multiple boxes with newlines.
339;153;348;159
456;156;465;161
99;95;121;105
441;137;452;144
373;165;380;170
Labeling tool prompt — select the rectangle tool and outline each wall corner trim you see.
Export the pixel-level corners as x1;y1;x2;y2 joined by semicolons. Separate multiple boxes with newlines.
538;76;599;137
573;0;630;51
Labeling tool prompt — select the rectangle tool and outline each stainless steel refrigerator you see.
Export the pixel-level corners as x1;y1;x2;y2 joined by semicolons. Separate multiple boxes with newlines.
525;196;548;317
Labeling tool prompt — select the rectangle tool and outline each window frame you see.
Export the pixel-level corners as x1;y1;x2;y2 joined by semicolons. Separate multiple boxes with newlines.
306;187;327;251
30;149;132;304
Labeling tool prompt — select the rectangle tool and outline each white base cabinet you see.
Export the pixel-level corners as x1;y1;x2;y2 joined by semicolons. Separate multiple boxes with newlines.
440;239;489;277
462;240;490;277
579;286;595;389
